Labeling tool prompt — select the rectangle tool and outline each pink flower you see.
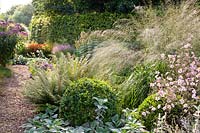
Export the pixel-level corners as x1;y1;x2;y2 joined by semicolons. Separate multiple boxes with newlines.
177;79;185;86
178;68;183;73
158;90;165;97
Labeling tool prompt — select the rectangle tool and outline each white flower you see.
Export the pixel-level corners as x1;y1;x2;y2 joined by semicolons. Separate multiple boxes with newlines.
170;65;174;68
192;93;197;99
160;54;165;59
167;76;173;81
155;96;160;101
178;68;183;73
192;89;196;94
179;99;184;104
142;112;146;116
167;99;171;103
190;82;196;86
157;83;162;87
166;105;171;110
146;111;150;114
150;83;155;87
155;71;160;75
165;83;170;87
157;104;161;109
183;104;188;108
151;107;156;111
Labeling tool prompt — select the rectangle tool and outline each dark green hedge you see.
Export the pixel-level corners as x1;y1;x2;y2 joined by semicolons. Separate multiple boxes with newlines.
32;0;139;14
32;0;182;15
30;12;130;44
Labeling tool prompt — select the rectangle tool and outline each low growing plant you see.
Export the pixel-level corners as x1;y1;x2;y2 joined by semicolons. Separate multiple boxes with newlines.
23;97;148;133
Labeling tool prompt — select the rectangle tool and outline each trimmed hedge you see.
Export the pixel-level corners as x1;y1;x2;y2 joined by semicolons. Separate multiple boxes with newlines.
30;13;129;44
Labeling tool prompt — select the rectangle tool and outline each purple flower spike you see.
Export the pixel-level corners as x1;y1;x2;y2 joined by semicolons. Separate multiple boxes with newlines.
52;44;72;54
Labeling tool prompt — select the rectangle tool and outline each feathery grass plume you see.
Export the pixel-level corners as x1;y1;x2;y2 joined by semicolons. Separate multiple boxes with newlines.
136;0;200;56
76;0;200;81
87;40;143;80
24;53;89;105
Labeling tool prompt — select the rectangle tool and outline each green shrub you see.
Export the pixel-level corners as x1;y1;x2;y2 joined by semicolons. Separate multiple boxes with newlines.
122;61;169;109
0;20;27;66
0;35;17;66
137;94;164;130
60;78;118;126
30;13;129;44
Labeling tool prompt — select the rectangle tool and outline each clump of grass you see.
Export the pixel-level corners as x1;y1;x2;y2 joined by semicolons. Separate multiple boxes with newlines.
0;66;12;94
87;40;143;80
0;66;12;79
136;0;200;56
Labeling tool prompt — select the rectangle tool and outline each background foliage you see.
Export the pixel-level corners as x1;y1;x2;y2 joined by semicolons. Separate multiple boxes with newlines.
30;13;129;44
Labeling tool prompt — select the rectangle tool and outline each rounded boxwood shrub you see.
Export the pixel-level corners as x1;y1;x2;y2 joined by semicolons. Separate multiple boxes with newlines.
60;78;119;126
137;94;164;130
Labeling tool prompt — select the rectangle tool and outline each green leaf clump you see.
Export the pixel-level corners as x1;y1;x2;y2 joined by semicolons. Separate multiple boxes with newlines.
60;78;119;126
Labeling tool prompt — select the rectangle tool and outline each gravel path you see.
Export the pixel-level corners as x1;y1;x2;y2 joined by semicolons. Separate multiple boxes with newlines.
0;65;35;133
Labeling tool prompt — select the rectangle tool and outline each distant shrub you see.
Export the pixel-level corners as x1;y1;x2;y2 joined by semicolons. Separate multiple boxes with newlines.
60;78;119;126
122;61;169;109
25;43;52;56
30;13;129;44
52;44;74;54
0;20;27;66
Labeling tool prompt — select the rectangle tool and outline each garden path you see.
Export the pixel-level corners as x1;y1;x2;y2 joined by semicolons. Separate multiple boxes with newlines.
0;65;35;133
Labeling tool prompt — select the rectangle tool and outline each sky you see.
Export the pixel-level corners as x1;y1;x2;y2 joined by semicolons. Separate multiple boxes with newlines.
0;0;32;13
